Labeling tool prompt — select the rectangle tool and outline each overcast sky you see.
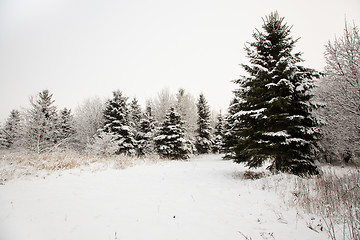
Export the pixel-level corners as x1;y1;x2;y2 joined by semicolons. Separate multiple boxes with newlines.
0;0;359;123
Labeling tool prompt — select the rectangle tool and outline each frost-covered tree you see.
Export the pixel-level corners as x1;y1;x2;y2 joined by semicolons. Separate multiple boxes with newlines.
129;97;143;154
175;89;197;141
24;90;59;153
223;97;242;159
58;108;75;147
1;109;22;148
195;94;212;154
137;107;156;155
86;130;121;156
74;97;105;150
315;22;360;163
153;88;175;123
103;90;136;155
154;107;189;159
129;97;143;129
229;12;320;175
212;111;225;153
0;129;6;149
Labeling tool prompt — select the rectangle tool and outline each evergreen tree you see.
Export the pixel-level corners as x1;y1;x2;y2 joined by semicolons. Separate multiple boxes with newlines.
2;109;22;148
103;90;136;155
212;111;225;153
24;90;59;153
223;97;242;159
195;94;212;154
230;12;320;175
137;113;156;155
175;88;197;153
129;97;143;155
134;101;156;155
0;129;6;149
59;108;75;139
154;107;189;159
129;97;143;129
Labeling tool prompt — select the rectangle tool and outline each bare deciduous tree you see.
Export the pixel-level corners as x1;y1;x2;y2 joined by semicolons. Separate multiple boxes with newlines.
74;97;105;149
315;22;360;163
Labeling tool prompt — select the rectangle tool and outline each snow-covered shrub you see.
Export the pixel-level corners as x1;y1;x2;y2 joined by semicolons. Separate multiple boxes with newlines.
87;131;120;156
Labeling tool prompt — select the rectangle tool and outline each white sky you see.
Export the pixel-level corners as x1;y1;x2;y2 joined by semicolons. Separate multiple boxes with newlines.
0;0;359;123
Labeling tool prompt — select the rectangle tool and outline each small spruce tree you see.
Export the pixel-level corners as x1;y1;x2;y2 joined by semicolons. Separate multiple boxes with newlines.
230;12;320;175
195;94;212;154
2;109;22;148
58;108;75;147
135;102;156;155
25;90;59;153
154;107;189;159
223;97;242;159
212;111;225;153
103;90;136;155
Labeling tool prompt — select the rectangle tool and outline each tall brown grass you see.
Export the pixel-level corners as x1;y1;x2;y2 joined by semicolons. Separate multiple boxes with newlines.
256;166;360;239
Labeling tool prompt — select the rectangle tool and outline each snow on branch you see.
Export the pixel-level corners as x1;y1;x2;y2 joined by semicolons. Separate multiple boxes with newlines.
234;108;266;119
263;130;290;137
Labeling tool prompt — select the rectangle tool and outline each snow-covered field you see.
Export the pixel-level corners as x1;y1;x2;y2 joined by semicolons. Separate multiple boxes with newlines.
0;154;329;240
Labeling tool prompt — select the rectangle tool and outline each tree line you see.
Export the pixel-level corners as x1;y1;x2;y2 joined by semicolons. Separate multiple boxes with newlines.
0;88;225;159
1;12;359;175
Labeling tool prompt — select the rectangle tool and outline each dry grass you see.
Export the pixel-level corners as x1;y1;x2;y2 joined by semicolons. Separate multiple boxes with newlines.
0;150;168;184
256;166;360;240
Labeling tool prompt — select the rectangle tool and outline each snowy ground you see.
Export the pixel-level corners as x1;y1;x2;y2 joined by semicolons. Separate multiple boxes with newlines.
0;154;328;240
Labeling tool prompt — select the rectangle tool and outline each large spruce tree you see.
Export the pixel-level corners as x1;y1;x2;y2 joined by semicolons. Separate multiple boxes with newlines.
195;94;212;154
230;12;320;175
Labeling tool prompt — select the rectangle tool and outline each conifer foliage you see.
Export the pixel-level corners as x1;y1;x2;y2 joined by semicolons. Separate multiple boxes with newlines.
154;107;189;159
195;94;212;154
212;111;225;153
58;108;75;144
229;12;320;175
1;110;22;148
103;90;136;155
25;90;60;153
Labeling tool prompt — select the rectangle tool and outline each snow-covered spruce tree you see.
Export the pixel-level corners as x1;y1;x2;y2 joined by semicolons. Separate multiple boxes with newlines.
24;90;59;153
129;97;143;155
58;108;75;148
129;97;143;130
195;94;212;154
137;108;156;155
134;102;157;155
212;111;225;153
223;97;243;159
0;129;6;149
230;12;321;175
1;109;22;149
103;90;136;155
154;107;189;159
